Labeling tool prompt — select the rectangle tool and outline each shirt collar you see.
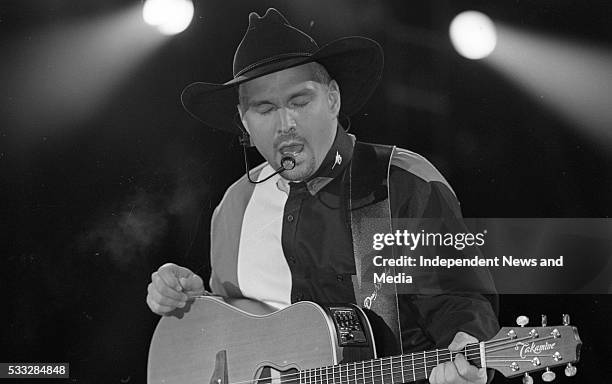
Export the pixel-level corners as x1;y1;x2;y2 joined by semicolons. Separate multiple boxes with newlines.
306;126;355;195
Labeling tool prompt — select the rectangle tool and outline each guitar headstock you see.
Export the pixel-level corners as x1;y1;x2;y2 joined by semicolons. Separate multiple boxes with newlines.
485;314;581;382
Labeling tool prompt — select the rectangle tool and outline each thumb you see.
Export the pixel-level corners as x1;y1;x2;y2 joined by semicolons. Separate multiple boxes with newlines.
178;274;204;293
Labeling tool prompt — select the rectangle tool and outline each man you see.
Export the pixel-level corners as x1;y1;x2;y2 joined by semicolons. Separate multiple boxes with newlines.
146;8;498;384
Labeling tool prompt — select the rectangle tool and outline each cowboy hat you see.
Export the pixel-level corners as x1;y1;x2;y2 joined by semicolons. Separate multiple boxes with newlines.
181;8;384;135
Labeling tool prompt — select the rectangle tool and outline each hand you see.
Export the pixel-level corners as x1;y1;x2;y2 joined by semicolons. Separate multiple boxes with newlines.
146;263;205;315
429;332;487;384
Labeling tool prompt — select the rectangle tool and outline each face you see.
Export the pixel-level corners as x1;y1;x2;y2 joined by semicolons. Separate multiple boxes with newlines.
238;64;340;181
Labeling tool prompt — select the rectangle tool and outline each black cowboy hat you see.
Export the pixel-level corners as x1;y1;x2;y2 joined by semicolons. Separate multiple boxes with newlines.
181;8;384;135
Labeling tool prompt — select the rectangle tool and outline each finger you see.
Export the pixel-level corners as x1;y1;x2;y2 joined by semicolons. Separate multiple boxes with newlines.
179;274;204;293
148;283;186;311
146;293;176;315
448;331;479;351
156;266;185;292
454;354;486;383
429;365;440;384
442;361;460;384
152;272;188;302
159;262;198;281
148;282;186;306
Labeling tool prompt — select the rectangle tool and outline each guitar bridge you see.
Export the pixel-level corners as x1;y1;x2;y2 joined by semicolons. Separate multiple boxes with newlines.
209;350;228;384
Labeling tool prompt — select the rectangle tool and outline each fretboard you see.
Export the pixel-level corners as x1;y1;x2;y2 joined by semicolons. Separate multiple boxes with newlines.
298;345;481;384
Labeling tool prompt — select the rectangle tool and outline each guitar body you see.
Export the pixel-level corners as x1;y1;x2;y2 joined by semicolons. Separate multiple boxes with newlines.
148;297;376;384
149;296;582;384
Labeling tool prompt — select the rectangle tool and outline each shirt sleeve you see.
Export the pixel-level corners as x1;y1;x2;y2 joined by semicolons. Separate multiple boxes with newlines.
208;204;225;296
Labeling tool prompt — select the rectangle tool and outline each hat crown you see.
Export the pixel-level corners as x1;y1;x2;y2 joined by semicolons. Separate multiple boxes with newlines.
233;8;318;78
247;8;288;27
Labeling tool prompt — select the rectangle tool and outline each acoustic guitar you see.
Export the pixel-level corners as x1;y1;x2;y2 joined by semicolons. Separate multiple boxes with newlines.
148;296;581;384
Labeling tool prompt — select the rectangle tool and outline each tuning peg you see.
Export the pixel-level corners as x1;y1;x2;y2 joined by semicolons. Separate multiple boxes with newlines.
562;314;570;326
522;373;533;384
516;315;529;327
564;363;577;377
541;314;547;326
541;367;556;382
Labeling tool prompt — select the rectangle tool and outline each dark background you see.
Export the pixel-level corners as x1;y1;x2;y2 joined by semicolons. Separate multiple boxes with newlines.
1;0;611;383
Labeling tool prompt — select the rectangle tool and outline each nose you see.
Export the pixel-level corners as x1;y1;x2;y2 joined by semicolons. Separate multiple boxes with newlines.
277;107;296;133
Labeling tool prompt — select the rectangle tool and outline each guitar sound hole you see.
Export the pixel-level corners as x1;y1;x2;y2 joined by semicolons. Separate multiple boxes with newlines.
255;366;300;384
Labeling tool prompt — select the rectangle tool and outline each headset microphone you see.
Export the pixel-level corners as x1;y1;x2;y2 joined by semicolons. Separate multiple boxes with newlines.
245;155;295;184
242;142;296;184
281;156;296;170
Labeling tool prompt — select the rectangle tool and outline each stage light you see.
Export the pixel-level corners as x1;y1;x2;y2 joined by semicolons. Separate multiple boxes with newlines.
450;11;497;60
488;23;612;147
1;4;167;141
143;0;194;35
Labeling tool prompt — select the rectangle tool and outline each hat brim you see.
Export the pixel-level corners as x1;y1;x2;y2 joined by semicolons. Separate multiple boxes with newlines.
181;36;383;134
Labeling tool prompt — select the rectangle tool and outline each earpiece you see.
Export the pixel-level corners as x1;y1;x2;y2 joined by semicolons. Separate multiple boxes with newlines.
238;131;252;147
240;119;254;147
233;111;253;147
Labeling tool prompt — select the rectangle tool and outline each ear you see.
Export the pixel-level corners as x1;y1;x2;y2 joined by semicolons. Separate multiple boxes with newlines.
237;104;250;134
327;80;341;119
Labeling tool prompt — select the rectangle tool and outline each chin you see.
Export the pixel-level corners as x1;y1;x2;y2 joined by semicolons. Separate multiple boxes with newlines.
281;161;315;182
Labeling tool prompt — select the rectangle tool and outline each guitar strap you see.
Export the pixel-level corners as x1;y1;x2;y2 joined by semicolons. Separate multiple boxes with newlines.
348;142;403;357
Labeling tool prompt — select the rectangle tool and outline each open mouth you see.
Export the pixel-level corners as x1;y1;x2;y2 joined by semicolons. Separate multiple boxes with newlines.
279;143;304;156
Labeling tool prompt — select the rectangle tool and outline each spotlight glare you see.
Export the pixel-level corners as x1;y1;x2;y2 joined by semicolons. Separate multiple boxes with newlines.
450;11;497;60
143;0;194;35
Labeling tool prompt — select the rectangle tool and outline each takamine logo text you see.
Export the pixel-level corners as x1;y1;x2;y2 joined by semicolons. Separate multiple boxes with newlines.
515;341;556;359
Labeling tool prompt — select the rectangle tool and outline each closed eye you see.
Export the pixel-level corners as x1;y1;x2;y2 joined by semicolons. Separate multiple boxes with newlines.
290;96;312;108
254;104;276;115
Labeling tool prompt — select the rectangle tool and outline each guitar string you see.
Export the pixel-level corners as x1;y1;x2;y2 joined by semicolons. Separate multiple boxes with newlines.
234;331;542;384
484;334;557;355
486;355;554;359
487;357;560;366
226;355;480;384
487;358;556;364
224;349;535;384
220;352;479;384
221;348;485;384
227;340;511;384
221;336;539;384
296;351;481;381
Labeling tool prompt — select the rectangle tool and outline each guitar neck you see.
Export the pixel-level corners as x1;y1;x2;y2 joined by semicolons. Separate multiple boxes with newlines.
298;345;480;384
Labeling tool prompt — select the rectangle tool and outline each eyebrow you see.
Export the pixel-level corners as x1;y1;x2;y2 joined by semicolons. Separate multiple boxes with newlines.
248;87;316;108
